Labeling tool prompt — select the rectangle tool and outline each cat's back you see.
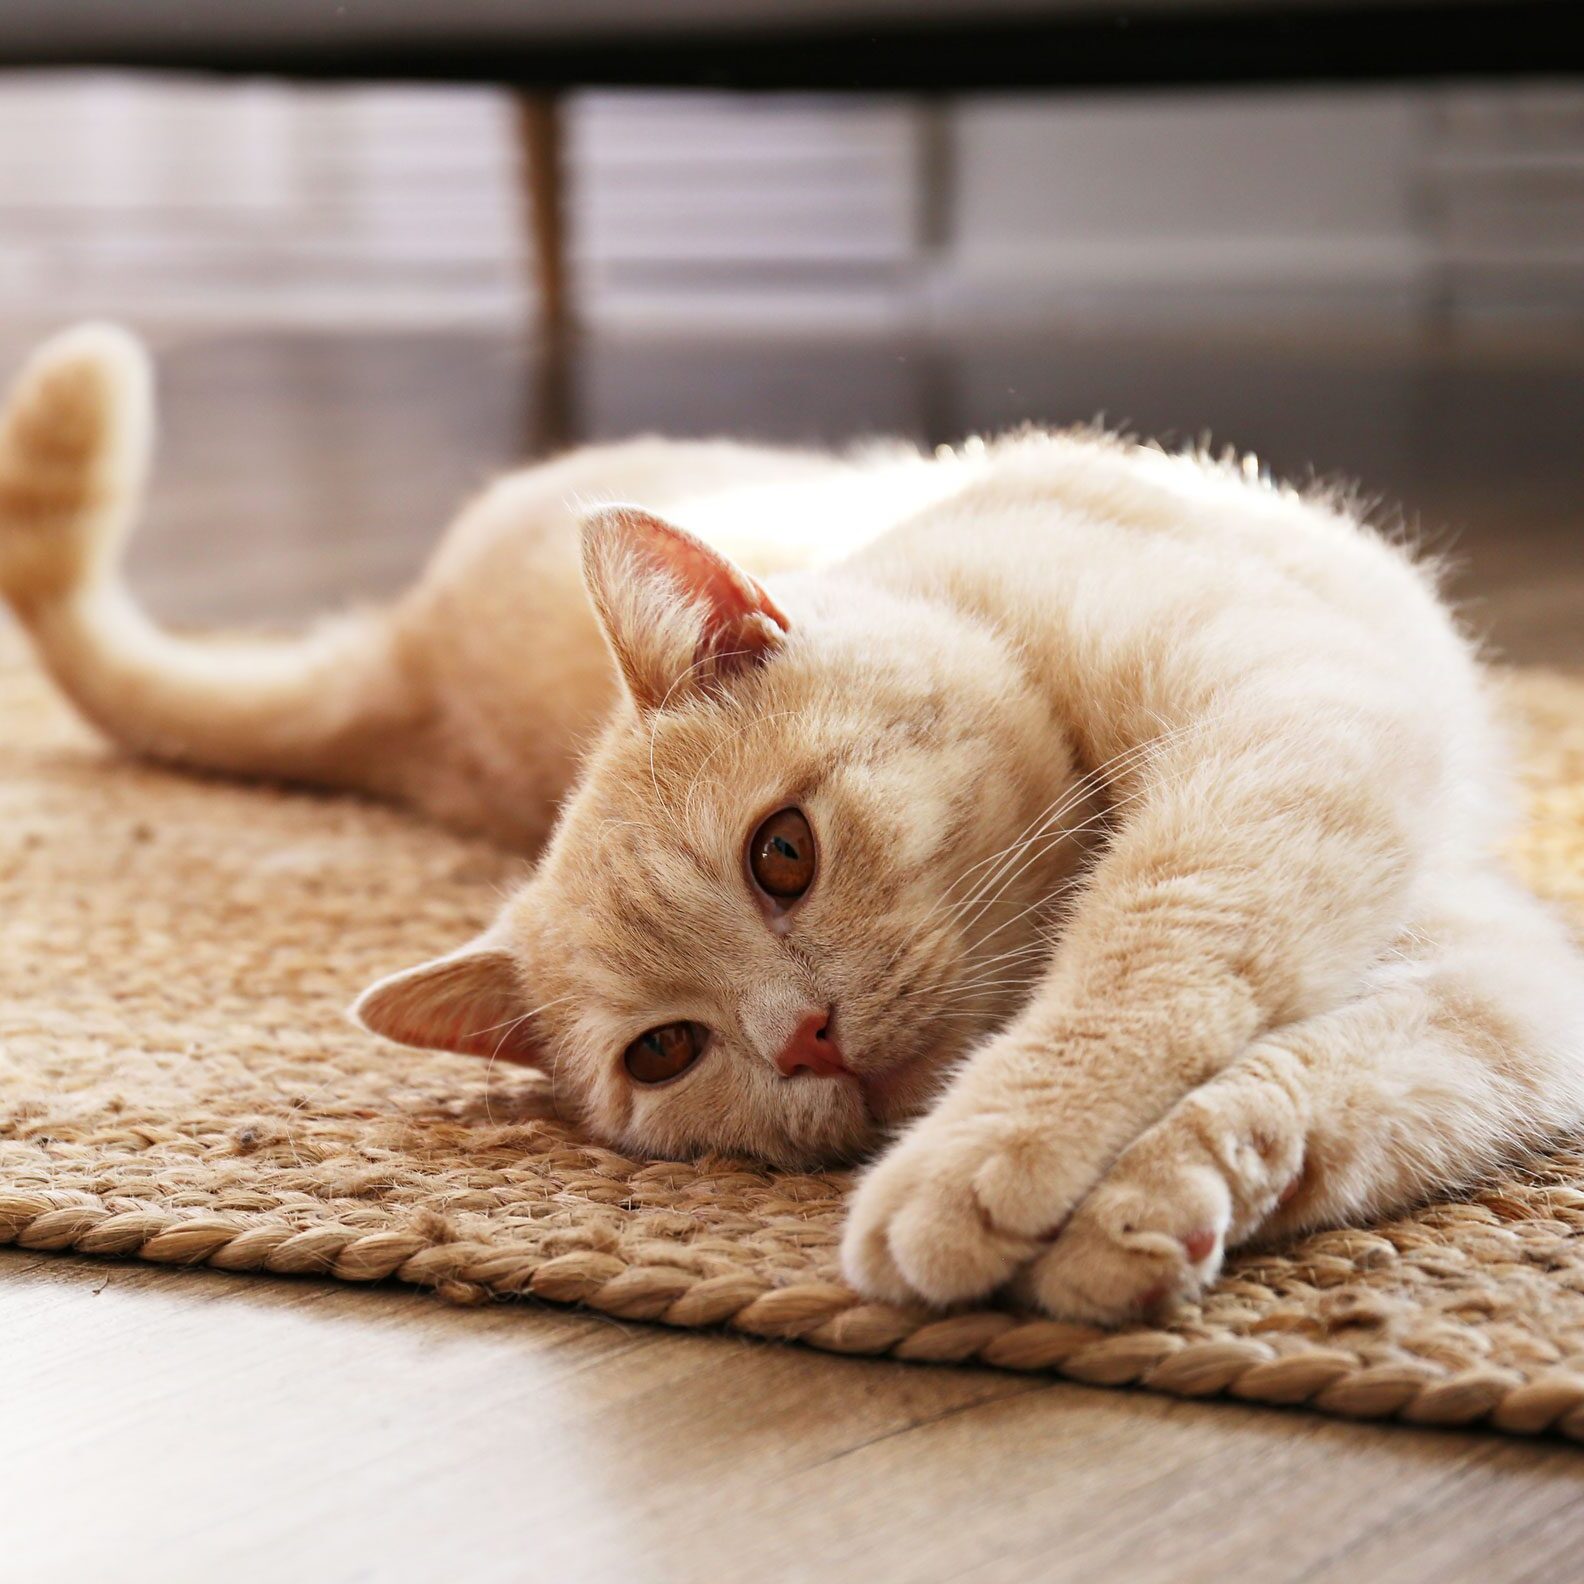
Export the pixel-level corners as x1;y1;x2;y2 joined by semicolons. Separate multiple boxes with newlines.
861;427;1454;660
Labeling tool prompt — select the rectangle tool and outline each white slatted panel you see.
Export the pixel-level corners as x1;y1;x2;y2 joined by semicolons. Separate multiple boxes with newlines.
0;73;528;328
567;92;924;334
3;74;1579;340
1425;85;1584;321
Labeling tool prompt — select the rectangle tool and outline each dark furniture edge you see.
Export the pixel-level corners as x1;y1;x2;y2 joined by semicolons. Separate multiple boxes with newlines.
1;2;1579;90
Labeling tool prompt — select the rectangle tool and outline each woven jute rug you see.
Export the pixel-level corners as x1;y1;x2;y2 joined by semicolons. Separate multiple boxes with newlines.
6;642;1584;1442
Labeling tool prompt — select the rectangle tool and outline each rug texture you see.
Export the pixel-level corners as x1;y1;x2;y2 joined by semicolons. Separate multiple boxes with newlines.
6;644;1584;1442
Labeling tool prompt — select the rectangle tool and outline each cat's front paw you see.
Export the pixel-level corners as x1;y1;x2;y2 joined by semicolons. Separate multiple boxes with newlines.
1010;1160;1233;1324
840;1107;1083;1307
1011;1083;1306;1323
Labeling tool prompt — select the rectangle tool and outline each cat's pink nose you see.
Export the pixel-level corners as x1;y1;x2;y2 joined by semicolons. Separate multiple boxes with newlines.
775;1008;848;1078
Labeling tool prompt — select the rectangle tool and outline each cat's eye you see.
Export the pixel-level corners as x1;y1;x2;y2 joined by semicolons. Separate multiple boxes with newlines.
748;807;816;901
623;1021;708;1084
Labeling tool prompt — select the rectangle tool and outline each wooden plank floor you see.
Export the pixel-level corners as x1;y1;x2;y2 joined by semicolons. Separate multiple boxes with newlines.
3;325;1583;1582
6;1250;1584;1584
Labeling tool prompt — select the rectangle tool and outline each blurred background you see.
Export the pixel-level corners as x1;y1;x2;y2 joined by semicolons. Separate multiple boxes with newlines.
0;3;1580;660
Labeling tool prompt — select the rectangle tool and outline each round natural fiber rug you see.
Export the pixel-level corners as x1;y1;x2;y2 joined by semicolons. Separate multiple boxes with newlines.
5;639;1584;1443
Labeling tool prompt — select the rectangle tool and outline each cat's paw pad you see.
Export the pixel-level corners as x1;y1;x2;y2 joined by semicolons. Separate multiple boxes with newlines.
841;1112;1077;1307
1013;1161;1233;1325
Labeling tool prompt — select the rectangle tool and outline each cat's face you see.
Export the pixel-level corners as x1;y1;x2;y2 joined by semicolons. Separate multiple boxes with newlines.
357;507;1082;1166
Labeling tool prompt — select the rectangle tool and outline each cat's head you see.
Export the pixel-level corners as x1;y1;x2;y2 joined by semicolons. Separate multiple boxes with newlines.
355;506;1082;1166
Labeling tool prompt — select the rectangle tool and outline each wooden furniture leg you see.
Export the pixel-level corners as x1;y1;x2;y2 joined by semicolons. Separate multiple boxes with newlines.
516;91;571;450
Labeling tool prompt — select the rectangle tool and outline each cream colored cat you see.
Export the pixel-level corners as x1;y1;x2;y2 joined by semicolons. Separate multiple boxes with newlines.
4;322;1582;1324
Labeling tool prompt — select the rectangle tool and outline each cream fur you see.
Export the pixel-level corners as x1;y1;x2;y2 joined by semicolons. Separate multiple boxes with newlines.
4;323;1582;1326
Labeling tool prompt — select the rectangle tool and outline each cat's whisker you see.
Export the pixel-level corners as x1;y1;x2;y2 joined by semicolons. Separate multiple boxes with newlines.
928;736;1170;943
926;940;1051;998
933;962;1050;999
647;644;754;798
956;787;1172;949
896;732;1151;928
471;992;577;1126
885;731;1197;1029
928;979;1036;1013
934;767;1107;914
678;706;802;835
874;747;1143;985
956;713;1200;885
952;924;1054;975
910;723;1249;1051
947;710;1239;943
953;816;1123;953
467;994;575;1043
891;799;1082;960
947;709;1237;936
956;924;1068;988
942;710;1293;1015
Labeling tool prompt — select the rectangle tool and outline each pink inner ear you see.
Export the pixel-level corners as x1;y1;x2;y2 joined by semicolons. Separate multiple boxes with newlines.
632;512;790;646
356;950;541;1067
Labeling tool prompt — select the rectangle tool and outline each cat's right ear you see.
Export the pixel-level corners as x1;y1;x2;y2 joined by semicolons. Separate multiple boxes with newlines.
350;935;542;1065
580;504;789;711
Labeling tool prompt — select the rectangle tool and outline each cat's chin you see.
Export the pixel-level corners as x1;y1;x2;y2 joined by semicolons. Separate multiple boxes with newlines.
755;1064;931;1170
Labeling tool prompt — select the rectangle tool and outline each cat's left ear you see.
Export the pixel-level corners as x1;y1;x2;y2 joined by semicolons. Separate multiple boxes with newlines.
350;934;542;1065
580;505;790;711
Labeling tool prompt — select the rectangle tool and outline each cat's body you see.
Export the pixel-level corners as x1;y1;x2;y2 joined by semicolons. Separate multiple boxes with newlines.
4;323;1582;1324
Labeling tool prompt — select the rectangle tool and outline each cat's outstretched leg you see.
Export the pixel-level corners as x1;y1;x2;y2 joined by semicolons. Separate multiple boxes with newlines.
1016;873;1584;1322
0;323;420;794
841;612;1508;1311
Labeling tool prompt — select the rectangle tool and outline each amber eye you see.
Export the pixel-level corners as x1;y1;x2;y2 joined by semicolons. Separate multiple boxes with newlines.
623;1021;708;1084
748;807;816;901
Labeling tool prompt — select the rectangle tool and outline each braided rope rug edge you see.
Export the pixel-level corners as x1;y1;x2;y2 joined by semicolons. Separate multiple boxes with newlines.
7;1182;1584;1440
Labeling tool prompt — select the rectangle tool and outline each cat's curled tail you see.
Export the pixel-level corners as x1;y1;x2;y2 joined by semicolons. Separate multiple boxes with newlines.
0;323;417;787
0;322;151;614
